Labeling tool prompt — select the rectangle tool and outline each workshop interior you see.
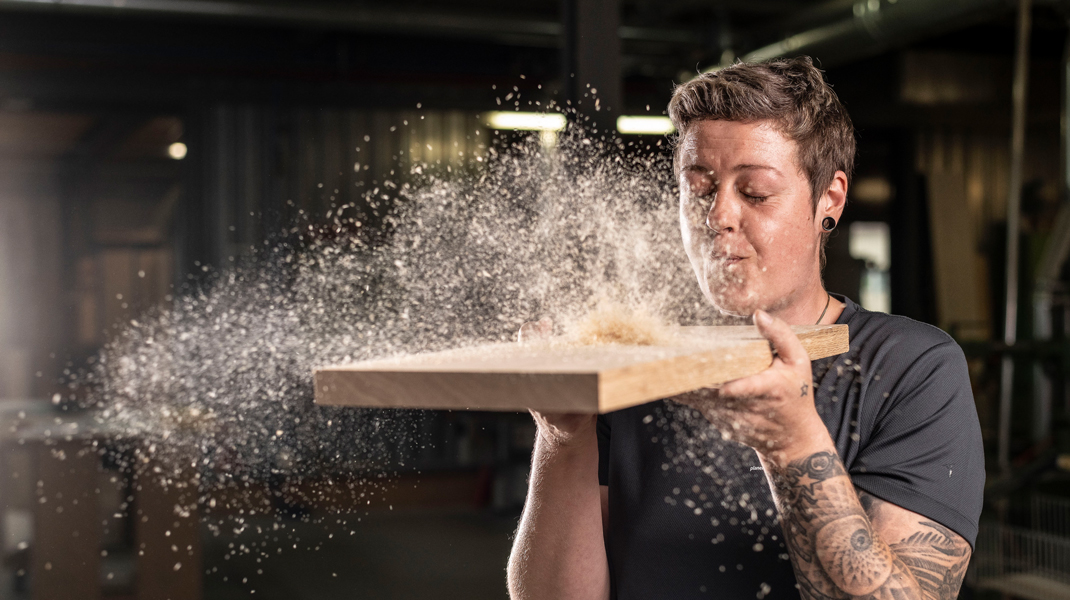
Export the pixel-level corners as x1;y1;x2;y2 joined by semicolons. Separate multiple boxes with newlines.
0;0;1069;598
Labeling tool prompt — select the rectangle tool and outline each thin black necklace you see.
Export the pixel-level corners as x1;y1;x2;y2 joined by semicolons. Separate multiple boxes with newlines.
816;293;831;325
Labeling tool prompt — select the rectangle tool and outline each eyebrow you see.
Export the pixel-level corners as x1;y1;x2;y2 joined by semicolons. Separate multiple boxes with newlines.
682;164;783;176
734;164;782;175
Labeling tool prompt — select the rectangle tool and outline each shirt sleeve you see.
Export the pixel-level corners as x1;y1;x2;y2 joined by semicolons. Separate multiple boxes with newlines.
597;413;611;486
848;340;985;548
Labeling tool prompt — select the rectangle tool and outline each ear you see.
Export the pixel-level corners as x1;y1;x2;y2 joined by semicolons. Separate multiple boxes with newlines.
818;170;848;227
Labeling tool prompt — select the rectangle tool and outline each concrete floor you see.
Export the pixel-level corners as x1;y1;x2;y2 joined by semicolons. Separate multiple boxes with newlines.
204;508;518;600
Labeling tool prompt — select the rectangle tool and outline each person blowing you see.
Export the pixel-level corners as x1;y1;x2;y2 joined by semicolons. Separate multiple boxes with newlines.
507;57;983;600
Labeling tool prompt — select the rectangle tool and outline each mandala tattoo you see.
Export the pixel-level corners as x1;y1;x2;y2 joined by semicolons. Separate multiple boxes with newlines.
850;528;872;551
769;453;972;600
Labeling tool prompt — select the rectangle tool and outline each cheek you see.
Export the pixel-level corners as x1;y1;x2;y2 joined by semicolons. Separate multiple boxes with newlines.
679;209;704;256
680;195;709;231
749;212;815;261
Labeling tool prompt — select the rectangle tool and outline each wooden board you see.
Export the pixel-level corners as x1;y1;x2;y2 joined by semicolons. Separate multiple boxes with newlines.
314;324;849;414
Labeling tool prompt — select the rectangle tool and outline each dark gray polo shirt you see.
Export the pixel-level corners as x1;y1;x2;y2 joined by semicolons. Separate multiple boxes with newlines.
597;295;985;600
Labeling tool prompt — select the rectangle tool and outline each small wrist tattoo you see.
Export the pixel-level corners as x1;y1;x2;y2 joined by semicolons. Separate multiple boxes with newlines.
800;383;809;397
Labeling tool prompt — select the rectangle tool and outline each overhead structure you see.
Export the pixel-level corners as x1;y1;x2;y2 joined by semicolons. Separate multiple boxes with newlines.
0;0;697;48
704;0;1011;71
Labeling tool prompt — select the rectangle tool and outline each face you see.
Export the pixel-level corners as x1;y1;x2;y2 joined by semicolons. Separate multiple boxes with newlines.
678;120;829;317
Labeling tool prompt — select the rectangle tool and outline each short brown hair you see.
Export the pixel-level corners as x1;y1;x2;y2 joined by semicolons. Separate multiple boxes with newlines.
668;56;855;211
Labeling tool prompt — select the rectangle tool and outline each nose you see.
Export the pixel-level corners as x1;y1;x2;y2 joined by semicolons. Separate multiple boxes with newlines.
705;192;739;233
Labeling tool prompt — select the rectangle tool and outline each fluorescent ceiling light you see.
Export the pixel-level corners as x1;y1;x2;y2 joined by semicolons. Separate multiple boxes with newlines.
485;112;566;132
616;116;675;135
168;142;188;160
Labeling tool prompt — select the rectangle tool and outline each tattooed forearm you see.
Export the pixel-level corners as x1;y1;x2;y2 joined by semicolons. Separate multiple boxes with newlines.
768;452;970;600
888;521;970;598
771;452;906;598
858;492;971;598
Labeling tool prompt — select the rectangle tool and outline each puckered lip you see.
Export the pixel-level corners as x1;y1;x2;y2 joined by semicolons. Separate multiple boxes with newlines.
710;253;747;263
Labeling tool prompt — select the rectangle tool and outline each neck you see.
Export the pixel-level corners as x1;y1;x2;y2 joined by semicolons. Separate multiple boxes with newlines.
768;281;841;326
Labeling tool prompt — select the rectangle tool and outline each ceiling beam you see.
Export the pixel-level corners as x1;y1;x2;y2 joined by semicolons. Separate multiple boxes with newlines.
0;0;701;47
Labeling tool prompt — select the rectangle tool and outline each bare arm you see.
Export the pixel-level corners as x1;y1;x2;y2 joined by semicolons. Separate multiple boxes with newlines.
506;414;610;600
767;450;971;600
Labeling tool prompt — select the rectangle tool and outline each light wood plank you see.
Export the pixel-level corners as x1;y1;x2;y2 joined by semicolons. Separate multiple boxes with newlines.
314;324;849;413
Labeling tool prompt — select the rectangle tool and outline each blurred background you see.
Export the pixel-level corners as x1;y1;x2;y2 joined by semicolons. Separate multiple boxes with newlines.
0;0;1069;598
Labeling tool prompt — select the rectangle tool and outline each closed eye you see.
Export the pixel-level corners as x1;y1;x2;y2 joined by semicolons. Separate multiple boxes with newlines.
742;192;768;203
685;182;715;200
682;187;715;205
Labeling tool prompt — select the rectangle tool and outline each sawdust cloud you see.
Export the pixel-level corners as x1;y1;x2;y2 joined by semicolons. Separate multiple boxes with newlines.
37;115;791;586
58;123;720;505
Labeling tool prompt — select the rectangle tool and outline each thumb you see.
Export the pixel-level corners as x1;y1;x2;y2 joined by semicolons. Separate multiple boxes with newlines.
754;310;808;366
518;317;554;343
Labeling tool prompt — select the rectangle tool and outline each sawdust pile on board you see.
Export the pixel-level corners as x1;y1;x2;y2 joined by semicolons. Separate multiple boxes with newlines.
566;301;669;346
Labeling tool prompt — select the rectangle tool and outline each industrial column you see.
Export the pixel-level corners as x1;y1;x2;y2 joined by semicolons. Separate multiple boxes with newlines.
998;0;1033;476
561;0;622;133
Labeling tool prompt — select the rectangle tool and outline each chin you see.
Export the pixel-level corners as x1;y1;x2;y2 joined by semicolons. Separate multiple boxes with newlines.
696;263;758;317
703;281;761;317
712;293;759;318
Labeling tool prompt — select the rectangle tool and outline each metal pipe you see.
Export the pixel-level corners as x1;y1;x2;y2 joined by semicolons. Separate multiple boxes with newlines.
705;0;1011;71
998;0;1032;476
1028;18;1070;447
0;0;699;48
1034;31;1070;299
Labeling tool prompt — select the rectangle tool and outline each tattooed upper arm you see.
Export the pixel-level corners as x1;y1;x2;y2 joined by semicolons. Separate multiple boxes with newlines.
857;491;971;600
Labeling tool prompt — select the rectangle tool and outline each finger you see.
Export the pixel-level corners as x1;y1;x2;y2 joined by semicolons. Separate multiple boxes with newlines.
518;322;538;343
518;320;546;343
676;387;720;403
720;370;777;399
671;396;745;430
754;310;809;367
723;363;814;401
518;317;554;343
